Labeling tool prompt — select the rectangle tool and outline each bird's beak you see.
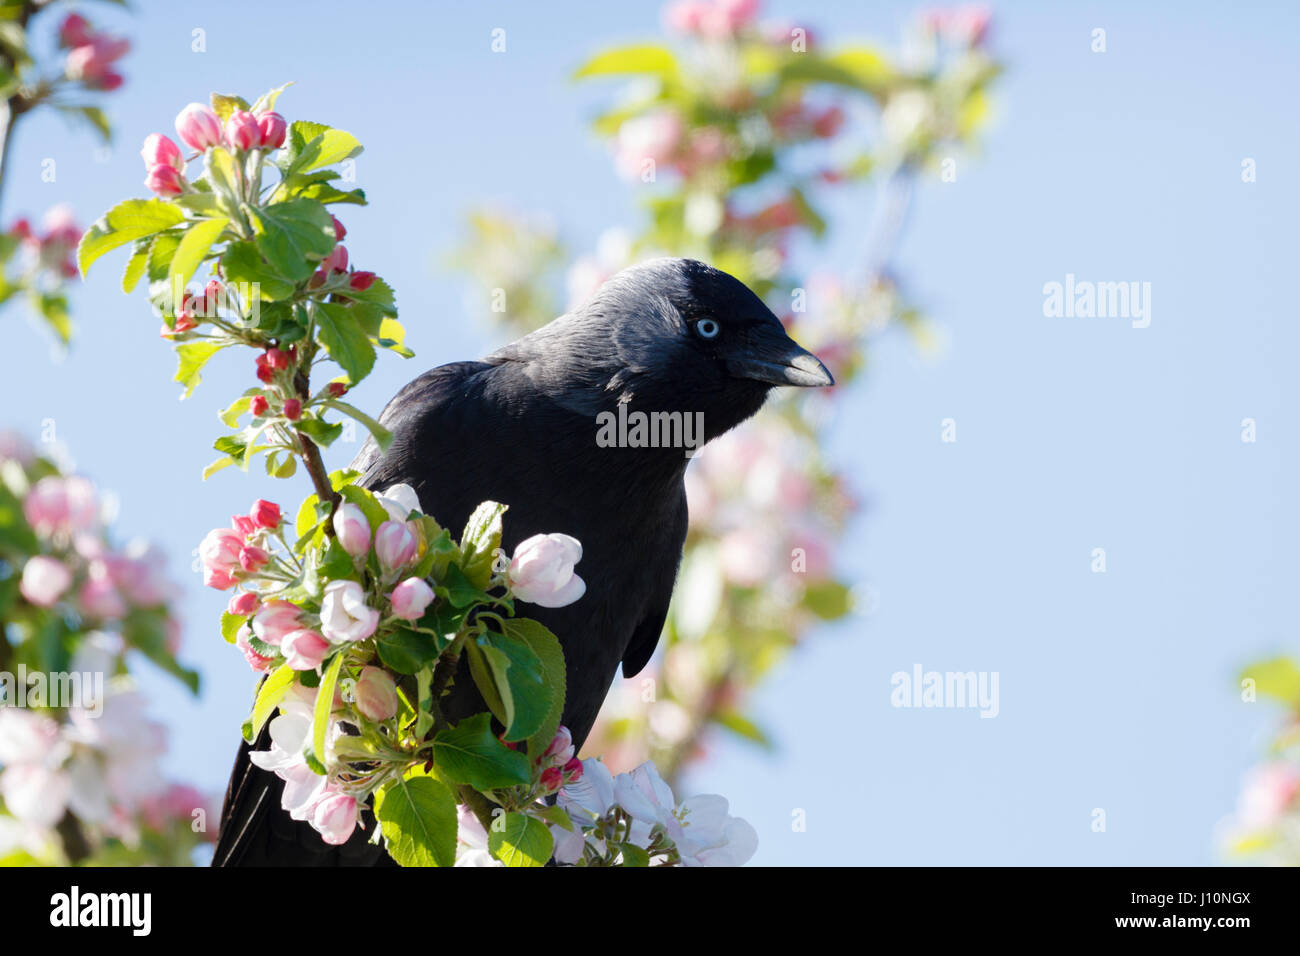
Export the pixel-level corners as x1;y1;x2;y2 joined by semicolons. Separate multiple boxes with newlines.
726;327;835;388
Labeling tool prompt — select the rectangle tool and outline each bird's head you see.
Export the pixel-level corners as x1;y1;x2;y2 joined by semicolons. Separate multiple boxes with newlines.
585;258;833;439
489;257;833;451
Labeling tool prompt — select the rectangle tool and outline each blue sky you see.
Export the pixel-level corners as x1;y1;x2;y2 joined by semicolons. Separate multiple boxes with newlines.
3;0;1297;865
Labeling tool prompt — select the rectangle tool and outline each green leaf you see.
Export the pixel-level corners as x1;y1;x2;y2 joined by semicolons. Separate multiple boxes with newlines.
431;713;531;790
78;199;185;275
121;239;150;294
1241;657;1300;707
438;562;489;609
802;580;852;620
307;652;345;772
575;44;678;80
173;341;227;399
251;197;337;281
295;416;344;448
480;629;549;743
619;843;650;867
221;240;295;300
168;217;228;292
288;127;364;176
498;617;566;755
323;399;392;452
374;771;458;867
315;302;376;383
250;81;293;115
243;665;296;742
715;710;772;748
459;500;506;590
220;611;245;644
466;637;513;731
488;812;553;867
376;626;441;675
210;92;251;122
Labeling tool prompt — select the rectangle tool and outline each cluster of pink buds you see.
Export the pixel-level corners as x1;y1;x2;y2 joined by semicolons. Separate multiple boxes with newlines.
58;13;129;91
536;726;584;793
308;215;377;292
7;205;81;280
199;498;282;590
142;103;287;198
160;278;226;338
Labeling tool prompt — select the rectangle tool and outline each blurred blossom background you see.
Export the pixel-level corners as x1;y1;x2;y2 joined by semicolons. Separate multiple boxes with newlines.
2;0;1298;865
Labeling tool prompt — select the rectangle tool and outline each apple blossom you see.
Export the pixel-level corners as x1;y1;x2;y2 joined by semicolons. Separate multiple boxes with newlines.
140;133;183;172
349;271;377;291
199;526;244;590
323;244;348;273
508;533;586;608
320;580;380;643
236;626;276;673
255;110;287;149
250;394;269;417
175;102;222;151
224;109;261;151
375;519;417;571
228;591;259;616
24;475;98;537
239;545;270;572
58;13;92;48
251;600;302;647
332;503;371;557
18;555;73;607
454;804;502;867
281;628;330;670
250;499;281;529
311;792;358;845
354;666;398;722
283;398;302;421
389;576;434;621
376;483;421;522
231;514;257;537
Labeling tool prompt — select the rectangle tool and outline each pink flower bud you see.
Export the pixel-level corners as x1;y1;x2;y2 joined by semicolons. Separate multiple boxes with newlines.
354;666;398;722
145;164;184;197
330;216;347;241
265;347;291;370
562;757;584;783
281;628;330;670
389;577;434;621
282;398;301;421
58;13;92;49
326;382;348;398
236;625;276;673
199;527;244;590
239;545;269;572
250;499;281;530
545;726;573;760
349;271;376;291
323;244;348;273
175;102;222;151
228;591;259;616
231;514;257;537
374;520;417;571
255;110;287;149
224;109;261;151
141;133;184;172
508;533;586;608
19;556;72;607
251;600;301;647
250;395;269;417
311;792;358;845
332;503;371;557
539;766;563;793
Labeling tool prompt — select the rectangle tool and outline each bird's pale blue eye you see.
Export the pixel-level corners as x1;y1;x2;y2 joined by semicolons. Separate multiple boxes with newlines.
695;318;720;339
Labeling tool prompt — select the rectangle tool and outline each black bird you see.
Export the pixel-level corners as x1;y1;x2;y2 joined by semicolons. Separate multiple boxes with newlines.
214;257;833;866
